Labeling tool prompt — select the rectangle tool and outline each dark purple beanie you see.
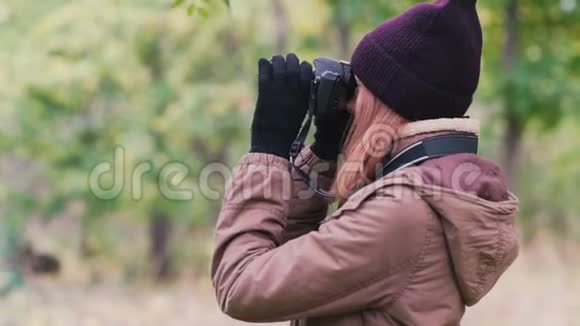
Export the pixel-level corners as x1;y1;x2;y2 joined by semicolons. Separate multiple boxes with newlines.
351;0;482;121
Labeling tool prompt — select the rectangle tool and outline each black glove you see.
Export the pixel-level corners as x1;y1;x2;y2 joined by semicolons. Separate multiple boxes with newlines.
311;110;352;161
250;54;314;159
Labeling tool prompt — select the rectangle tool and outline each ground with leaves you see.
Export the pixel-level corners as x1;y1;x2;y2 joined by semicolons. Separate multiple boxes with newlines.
1;237;578;326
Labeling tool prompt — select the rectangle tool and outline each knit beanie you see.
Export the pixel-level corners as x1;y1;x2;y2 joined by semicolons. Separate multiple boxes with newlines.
351;0;482;121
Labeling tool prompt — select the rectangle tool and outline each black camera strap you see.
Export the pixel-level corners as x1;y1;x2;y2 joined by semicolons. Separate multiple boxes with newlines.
289;80;318;161
290;130;478;199
290;83;339;198
289;111;314;161
381;134;478;176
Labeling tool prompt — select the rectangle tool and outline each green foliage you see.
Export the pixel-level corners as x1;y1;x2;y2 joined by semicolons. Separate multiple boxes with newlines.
478;0;580;129
1;0;256;264
172;0;230;16
1;0;579;281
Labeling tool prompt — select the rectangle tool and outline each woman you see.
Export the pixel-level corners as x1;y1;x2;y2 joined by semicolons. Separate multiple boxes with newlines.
212;0;519;325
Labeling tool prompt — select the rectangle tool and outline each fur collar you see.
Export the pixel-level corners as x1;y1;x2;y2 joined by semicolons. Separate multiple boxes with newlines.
398;118;480;139
390;118;480;157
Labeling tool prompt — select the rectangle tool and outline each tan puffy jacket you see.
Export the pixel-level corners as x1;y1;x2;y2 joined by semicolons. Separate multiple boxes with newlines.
212;118;519;325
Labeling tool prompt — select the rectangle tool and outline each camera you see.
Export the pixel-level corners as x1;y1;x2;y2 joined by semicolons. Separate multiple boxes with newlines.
311;57;357;118
290;57;356;162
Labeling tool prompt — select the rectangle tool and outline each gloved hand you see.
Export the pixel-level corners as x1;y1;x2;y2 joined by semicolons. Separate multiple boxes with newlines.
311;110;352;161
250;54;314;159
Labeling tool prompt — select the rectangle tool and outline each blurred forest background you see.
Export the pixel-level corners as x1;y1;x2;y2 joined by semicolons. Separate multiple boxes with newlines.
1;0;579;325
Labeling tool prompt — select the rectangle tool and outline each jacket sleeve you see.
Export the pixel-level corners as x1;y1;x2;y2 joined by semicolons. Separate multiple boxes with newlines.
282;146;337;243
211;153;429;323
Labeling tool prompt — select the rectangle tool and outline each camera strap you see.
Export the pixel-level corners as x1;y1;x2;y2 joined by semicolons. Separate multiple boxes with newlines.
289;82;318;161
381;134;479;176
289;87;339;198
290;129;478;199
289;111;314;161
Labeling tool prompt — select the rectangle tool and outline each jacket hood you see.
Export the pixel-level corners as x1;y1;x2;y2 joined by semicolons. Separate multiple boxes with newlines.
389;118;519;306
408;154;519;306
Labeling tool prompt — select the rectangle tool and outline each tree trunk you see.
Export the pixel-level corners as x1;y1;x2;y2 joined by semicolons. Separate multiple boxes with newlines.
191;137;230;222
0;219;24;296
501;0;523;189
272;0;289;53
149;212;173;282
335;0;353;59
502;112;523;188
79;212;95;258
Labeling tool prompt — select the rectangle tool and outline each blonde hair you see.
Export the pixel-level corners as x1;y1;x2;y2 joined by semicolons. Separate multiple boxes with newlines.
333;84;409;203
